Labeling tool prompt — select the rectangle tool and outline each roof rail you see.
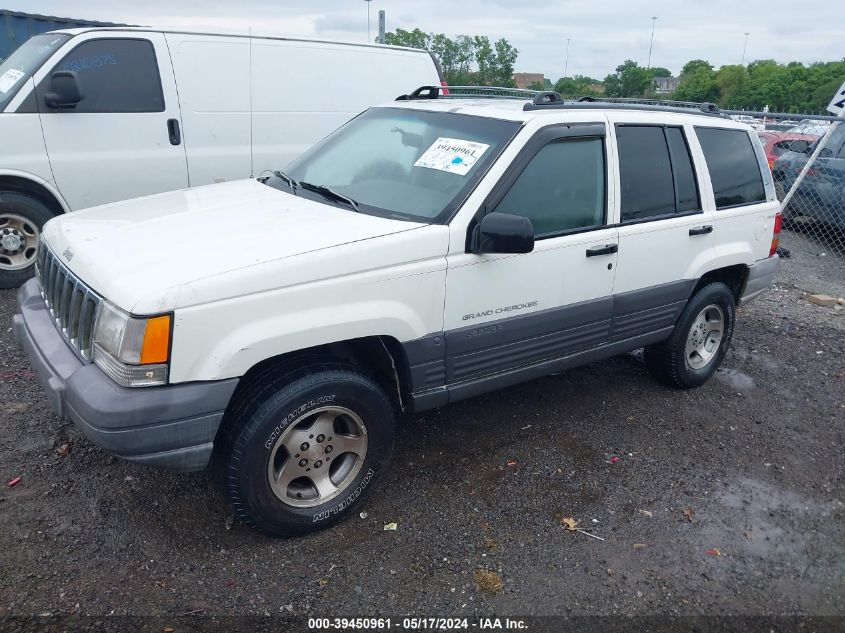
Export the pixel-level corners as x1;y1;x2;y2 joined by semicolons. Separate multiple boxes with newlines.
531;91;563;105
395;85;441;101
397;85;542;101
394;85;727;118
524;96;724;117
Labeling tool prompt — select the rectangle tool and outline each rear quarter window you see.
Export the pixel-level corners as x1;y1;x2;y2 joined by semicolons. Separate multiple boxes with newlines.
695;127;766;209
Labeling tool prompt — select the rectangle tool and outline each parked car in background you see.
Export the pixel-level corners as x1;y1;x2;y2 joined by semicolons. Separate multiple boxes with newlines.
14;91;781;535
773;123;845;228
787;122;831;137
0;27;444;288
757;131;819;169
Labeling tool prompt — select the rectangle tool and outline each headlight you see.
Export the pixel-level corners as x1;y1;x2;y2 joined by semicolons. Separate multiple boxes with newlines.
92;301;171;388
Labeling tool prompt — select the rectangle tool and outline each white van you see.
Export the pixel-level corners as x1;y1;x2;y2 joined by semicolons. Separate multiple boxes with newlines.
0;27;444;287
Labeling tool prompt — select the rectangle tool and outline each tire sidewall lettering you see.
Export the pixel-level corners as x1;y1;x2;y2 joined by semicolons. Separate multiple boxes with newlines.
263;394;336;450
311;467;375;523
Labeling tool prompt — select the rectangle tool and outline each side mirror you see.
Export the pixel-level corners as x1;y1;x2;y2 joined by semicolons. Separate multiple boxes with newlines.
471;212;534;254
44;70;83;109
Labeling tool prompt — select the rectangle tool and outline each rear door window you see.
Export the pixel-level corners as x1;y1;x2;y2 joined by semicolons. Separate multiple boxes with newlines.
695;127;766;209
616;125;701;222
40;38;164;113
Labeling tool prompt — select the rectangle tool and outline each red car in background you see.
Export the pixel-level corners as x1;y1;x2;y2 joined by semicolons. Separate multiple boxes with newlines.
757;131;819;169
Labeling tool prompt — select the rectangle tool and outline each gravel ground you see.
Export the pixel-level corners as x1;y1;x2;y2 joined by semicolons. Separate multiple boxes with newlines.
0;255;843;625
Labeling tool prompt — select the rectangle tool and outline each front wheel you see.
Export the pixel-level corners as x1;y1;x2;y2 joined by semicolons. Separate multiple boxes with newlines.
644;282;736;388
0;191;54;289
214;364;396;536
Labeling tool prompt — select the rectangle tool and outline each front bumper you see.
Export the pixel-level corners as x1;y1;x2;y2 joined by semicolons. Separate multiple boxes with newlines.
739;255;780;305
12;279;239;472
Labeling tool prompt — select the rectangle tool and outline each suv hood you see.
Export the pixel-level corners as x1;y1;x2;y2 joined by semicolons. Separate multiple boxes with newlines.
42;179;424;312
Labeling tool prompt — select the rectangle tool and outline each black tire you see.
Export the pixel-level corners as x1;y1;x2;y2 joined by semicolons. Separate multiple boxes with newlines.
644;282;736;389
213;363;395;536
0;191;55;290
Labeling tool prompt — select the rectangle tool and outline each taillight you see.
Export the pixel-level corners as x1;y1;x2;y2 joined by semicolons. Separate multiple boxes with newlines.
768;158;774;169
440;80;450;96
769;212;782;257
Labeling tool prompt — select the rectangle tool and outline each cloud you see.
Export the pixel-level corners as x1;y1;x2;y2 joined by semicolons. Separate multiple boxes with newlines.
15;0;845;81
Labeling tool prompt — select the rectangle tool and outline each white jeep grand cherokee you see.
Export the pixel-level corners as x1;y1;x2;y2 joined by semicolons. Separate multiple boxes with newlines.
14;90;781;536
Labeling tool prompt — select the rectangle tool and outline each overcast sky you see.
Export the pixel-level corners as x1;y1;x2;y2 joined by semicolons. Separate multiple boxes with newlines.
17;1;845;80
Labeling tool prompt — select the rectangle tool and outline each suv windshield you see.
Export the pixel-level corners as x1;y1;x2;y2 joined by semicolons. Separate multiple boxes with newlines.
283;107;521;223
0;33;70;111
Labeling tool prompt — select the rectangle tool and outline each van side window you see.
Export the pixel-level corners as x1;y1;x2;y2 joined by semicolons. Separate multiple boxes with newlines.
493;138;606;237
45;39;164;113
617;125;701;222
695;127;766;209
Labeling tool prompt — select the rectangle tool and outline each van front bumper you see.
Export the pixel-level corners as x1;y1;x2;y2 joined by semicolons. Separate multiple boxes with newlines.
12;279;239;472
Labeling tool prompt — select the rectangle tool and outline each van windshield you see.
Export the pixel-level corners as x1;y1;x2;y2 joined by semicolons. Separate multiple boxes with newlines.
0;33;70;111
283;107;521;223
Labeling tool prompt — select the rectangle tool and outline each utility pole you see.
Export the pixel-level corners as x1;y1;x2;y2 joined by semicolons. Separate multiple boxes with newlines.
563;38;571;80
364;0;372;43
647;16;657;68
741;32;750;65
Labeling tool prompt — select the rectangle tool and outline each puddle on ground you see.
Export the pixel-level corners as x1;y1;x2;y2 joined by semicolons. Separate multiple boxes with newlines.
715;367;757;391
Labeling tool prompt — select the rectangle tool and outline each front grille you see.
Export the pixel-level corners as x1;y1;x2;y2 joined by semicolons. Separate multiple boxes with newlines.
35;243;102;361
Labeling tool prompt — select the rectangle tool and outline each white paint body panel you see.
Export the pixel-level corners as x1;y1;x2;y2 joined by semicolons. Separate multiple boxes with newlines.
0;93;55;188
29;32;190;210
37;100;777;387
3;28;440;210
444;118;619;331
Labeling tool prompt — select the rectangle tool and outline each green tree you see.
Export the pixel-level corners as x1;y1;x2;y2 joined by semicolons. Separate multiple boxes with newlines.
715;64;748;107
490;38;518;86
528;80;545;91
673;59;718;102
649;67;672;78
383;28;430;50
554;75;601;98
603;60;652;97
384;28;518;86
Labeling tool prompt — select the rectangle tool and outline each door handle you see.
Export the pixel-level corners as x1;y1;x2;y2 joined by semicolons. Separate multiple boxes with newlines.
586;243;618;257
167;118;181;146
689;225;713;236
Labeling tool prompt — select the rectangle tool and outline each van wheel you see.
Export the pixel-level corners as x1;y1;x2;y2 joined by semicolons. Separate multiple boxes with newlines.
0;192;54;289
644;282;736;389
214;364;395;536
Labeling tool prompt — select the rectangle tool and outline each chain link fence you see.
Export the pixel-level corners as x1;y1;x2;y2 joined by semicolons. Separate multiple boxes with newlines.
765;116;845;258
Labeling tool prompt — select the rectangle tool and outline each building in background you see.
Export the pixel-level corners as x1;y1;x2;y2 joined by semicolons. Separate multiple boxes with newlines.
513;72;544;90
0;9;127;61
654;76;680;94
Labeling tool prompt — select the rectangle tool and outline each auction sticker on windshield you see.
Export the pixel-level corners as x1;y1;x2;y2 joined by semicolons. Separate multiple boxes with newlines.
414;138;490;176
0;69;25;94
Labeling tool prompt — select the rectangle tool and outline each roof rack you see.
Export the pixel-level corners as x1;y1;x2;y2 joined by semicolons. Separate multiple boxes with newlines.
394;85;726;118
524;93;722;116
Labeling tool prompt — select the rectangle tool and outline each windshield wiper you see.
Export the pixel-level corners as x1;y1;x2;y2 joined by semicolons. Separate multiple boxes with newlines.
273;170;299;192
298;181;359;212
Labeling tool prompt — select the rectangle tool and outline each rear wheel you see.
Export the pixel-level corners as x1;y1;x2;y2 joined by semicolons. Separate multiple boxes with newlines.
644;282;736;388
213;364;395;536
0;192;54;289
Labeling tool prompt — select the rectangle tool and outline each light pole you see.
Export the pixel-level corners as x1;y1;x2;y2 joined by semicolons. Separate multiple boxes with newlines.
563;38;571;80
741;32;750;65
647;16;657;68
364;0;372;43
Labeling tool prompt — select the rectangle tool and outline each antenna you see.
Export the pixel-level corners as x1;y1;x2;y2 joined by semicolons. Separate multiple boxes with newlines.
248;26;254;178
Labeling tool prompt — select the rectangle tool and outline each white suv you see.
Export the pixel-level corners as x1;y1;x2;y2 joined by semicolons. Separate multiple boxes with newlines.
13;89;781;536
